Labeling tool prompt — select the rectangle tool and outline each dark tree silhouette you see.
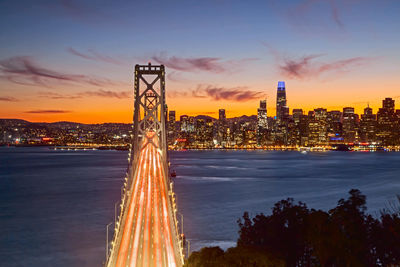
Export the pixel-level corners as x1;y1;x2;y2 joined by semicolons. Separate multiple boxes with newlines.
186;189;400;267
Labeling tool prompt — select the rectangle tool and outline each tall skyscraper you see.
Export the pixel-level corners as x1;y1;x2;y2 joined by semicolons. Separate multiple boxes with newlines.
377;98;397;145
360;105;376;143
276;81;287;122
257;100;268;145
167;110;176;144
257;100;268;129
219;109;226;121
342;107;358;143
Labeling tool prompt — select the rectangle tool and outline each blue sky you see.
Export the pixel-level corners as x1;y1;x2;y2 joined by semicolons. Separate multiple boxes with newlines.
0;0;399;122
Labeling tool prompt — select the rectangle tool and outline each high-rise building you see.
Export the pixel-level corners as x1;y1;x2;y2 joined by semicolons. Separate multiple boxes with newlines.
292;109;303;124
327;110;343;143
276;81;287;122
360;105;376;143
167;110;176;144
218;109;227;146
315;108;328;144
342;107;358;143
219;109;226;121
257;100;268;129
257;100;268;145
377;98;397;145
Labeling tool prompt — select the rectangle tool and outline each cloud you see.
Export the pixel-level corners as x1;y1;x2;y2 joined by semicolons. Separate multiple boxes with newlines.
169;85;264;102
80;89;130;98
25;110;71;114
288;0;345;29
0;56;125;88
279;55;372;79
167;71;188;83
67;47;122;65
263;44;373;80
328;0;344;28
38;89;131;99
0;96;18;102
150;53;258;74
202;86;264;101
152;53;225;73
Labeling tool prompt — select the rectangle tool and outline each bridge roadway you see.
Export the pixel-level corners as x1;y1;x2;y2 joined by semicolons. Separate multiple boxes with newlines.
106;131;183;267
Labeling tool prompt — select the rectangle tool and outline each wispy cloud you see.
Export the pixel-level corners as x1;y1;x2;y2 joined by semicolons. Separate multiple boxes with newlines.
151;53;258;74
25;110;71;114
0;56;125;88
169;85;264;102
67;47;122;65
263;44;373;80
38;89;131;99
152;54;225;73
287;0;345;29
0;96;19;102
280;55;372;79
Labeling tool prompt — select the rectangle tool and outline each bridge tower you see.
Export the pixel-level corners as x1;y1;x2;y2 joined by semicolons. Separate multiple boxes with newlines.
132;63;168;160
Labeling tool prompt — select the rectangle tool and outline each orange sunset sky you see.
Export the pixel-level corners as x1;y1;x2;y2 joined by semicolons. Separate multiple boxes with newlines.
1;1;399;123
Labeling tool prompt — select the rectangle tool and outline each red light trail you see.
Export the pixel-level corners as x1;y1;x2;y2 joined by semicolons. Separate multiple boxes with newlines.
108;132;182;267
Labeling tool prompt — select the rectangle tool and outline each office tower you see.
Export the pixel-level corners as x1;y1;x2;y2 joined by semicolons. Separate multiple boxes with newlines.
307;108;328;145
342;107;358;143
276;81;287;122
257;100;268;145
217;109;227;146
315;108;328;144
292;109;303;124
257;100;268;129
180;115;189;132
383;97;395;111
219;109;226;121
167;110;176;144
327;110;343;143
377;98;397;145
360;105;376;143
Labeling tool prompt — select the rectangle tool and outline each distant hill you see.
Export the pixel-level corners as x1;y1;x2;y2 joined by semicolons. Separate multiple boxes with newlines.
0;119;31;126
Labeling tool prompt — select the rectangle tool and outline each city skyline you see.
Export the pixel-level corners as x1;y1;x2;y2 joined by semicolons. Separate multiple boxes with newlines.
1;0;400;123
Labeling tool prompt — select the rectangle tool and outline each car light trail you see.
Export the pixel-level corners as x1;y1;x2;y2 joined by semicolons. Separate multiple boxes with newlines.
109;132;181;267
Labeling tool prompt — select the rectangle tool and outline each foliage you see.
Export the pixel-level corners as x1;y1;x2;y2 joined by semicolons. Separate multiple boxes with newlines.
186;189;400;267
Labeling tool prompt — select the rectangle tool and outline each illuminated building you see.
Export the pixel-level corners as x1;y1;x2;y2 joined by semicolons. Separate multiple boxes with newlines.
219;109;226;121
314;108;328;144
360;105;376;143
257;100;268;145
292;109;303;125
168;110;176;144
217;109;227;146
377;98;397;145
342;107;358;143
327;110;342;143
276;81;288;123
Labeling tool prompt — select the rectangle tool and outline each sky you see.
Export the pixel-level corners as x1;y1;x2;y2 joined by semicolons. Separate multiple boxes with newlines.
0;0;399;123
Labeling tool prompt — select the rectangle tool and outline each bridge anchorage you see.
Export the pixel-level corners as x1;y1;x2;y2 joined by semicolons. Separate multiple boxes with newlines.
105;63;185;267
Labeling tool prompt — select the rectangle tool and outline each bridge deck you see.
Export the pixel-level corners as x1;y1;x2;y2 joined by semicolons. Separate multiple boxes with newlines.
107;132;182;267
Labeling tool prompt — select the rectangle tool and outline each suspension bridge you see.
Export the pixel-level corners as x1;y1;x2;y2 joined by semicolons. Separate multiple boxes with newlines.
105;64;184;267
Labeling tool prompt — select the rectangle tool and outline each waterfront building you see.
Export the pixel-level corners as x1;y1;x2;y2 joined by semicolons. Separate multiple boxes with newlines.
360;105;377;143
276;81;288;123
168;110;176;145
342;107;358;143
377;98;398;145
257;100;268;145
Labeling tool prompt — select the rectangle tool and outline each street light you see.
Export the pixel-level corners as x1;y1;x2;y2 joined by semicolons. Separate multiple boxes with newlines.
187;239;191;258
106;222;113;261
179;213;184;236
114;202;119;226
